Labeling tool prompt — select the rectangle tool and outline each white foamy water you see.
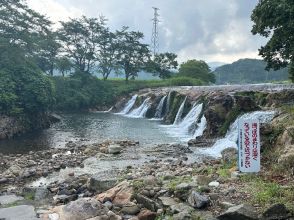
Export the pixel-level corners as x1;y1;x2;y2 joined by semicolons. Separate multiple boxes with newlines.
154;95;167;119
117;94;138;115
127;97;151;118
162;103;203;142
198;110;276;158
173;97;187;125
194;115;207;138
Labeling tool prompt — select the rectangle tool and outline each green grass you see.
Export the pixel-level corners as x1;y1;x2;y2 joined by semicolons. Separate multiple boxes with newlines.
165;176;193;191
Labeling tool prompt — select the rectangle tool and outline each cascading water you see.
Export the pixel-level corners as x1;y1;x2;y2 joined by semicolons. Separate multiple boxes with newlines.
162;103;203;141
198;110;276;157
117;94;138;115
173;97;187;125
165;91;172;116
193;115;207;138
154;96;167;119
127;98;151;118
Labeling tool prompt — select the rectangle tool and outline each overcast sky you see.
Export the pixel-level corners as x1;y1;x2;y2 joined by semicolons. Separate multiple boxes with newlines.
27;0;266;64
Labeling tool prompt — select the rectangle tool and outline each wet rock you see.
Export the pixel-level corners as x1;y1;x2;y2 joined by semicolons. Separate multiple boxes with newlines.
135;194;160;212
0;205;38;220
187;191;209;209
108;144;123;154
217;204;258;220
262;203;292;220
121;204;140;215
88;175;117;193
137;209;157;220
52;197;108;220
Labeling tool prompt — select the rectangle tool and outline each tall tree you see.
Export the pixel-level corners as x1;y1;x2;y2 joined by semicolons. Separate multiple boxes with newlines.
116;27;150;81
251;0;294;82
58;16;106;73
56;57;72;77
145;52;178;79
178;60;215;83
97;28;119;80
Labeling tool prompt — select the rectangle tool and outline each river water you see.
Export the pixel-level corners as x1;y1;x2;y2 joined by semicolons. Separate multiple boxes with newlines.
0;112;178;154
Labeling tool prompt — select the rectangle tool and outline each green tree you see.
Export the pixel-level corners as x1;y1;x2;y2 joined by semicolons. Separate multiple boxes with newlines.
146;52;178;79
251;0;294;82
58;16;106;73
56;57;72;77
97;28;120;80
116;27;150;81
178;59;215;83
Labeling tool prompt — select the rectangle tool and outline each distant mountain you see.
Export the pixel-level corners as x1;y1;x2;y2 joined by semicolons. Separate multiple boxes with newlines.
208;62;227;71
214;58;289;84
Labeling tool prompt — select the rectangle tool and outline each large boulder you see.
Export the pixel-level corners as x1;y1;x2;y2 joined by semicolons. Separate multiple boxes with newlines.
217;204;258;220
187;191;209;209
135;194;160;212
108;144;123;154
88;175;118;193
0;205;38;220
262;203;292;220
96;181;134;206
52;197;108;220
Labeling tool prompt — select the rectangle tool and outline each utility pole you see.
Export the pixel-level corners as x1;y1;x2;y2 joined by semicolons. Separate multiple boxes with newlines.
151;7;160;56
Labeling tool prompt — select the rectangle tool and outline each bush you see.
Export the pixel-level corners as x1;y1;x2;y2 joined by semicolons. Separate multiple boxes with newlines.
167;77;203;86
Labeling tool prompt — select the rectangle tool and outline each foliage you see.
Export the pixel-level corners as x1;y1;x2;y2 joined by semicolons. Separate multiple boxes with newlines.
145;53;178;79
115;27;151;81
214;59;289;84
58;16;107;73
251;0;294;82
56;57;72;77
178;59;215;83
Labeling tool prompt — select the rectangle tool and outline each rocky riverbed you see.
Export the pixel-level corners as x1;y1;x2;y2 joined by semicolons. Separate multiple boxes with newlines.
0;138;293;220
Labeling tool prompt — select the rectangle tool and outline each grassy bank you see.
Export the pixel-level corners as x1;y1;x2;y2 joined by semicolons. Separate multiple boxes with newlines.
53;75;203;111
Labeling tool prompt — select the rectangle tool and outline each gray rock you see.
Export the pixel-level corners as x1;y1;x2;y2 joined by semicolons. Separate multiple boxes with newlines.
158;197;178;207
0;178;8;184
173;211;192;220
187;191;209;209
121;204;140;215
104;201;113;210
60;197;109;219
87;175;117;193
0;205;38;220
217;204;258;220
208;181;220;187
221;148;237;164
262;203;292;220
170;203;193;214
0;194;24;206
135;194;160;212
108;144;123;154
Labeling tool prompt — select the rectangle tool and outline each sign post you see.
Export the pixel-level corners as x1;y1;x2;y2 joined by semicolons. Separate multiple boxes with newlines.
238;119;260;173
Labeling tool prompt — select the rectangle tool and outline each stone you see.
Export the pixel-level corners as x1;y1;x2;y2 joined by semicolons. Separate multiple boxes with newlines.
8;165;21;176
187;191;209;209
196;175;213;185
217;204;258;220
262;203;292;220
0;177;8;184
135;194;160;212
219;201;235;209
0;205;38;220
0;194;24;205
221;148;237;164
137;209;157;220
173;211;192;220
170;203;193;214
208;181;220;188
52;197;108;220
103;201;113;210
158;197;178;207
88;175;117;193
108;144;122;154
121;204;140;215
96;181;133;206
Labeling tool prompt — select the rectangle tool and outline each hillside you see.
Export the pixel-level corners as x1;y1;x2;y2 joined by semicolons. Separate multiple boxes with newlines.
214;58;289;84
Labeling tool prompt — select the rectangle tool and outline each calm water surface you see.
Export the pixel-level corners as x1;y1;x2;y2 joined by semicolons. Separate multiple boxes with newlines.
0;112;177;154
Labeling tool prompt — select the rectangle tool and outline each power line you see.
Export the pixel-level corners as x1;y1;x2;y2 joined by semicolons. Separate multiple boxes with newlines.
151;7;160;56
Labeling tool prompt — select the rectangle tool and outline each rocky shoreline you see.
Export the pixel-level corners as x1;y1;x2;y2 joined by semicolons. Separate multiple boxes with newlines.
0;138;293;220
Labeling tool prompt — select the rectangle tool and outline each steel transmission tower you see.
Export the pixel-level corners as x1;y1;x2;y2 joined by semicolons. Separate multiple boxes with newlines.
151;7;160;56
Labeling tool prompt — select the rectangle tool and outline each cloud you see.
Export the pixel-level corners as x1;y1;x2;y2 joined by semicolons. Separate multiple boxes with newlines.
26;0;266;63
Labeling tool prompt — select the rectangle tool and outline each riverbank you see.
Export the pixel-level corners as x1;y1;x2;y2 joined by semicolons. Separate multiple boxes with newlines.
0;139;293;220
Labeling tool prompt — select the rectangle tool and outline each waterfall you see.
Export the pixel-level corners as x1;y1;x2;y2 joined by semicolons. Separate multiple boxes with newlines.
173;97;187;125
154;96;167;119
194;115;207;138
198;110;276;157
165;91;172;116
117;94;138;115
127;98;151;118
161;103;203;141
